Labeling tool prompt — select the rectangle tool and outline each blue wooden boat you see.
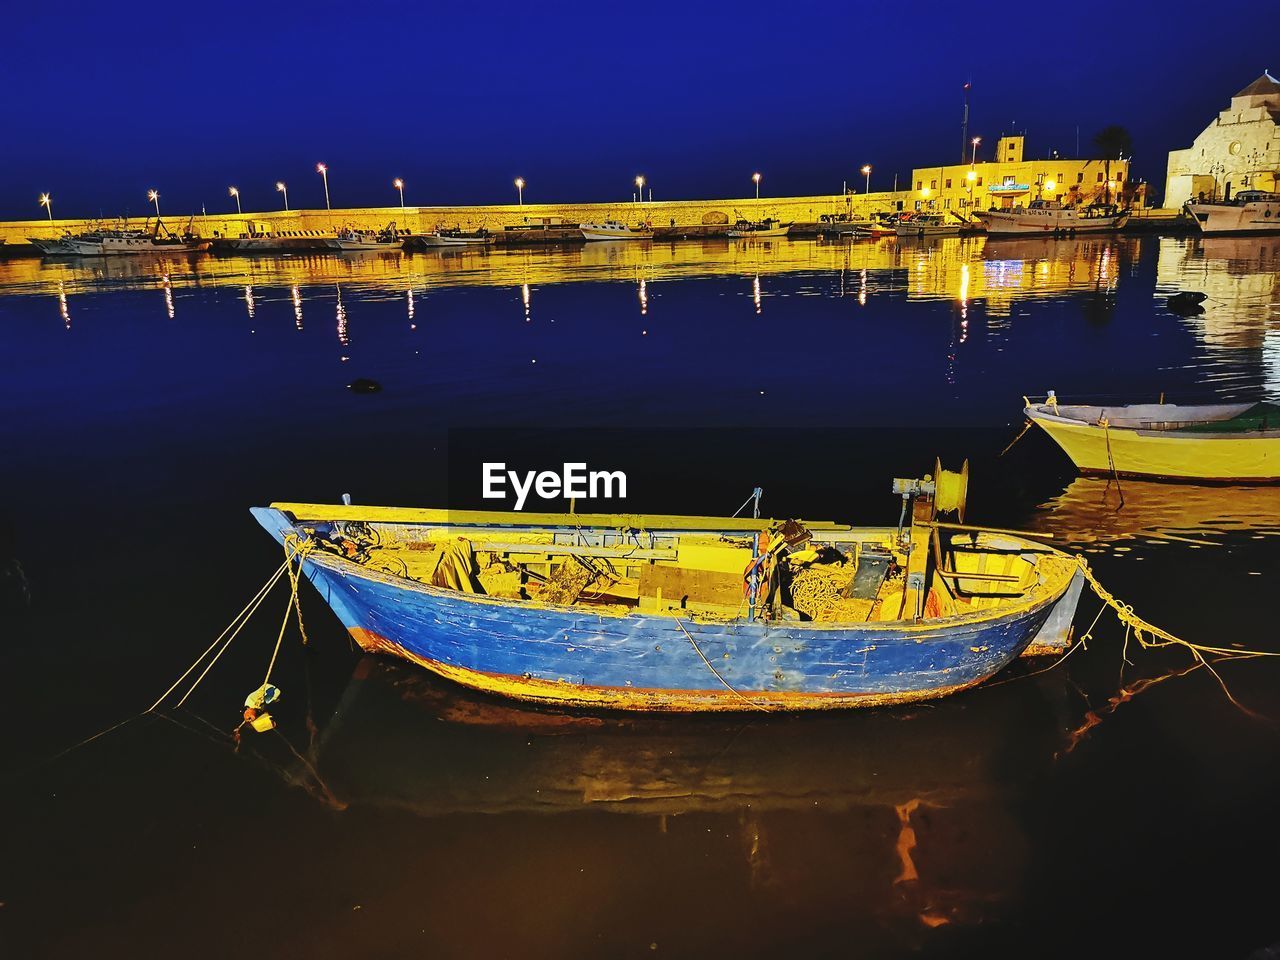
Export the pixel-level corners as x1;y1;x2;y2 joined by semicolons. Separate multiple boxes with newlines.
251;475;1084;712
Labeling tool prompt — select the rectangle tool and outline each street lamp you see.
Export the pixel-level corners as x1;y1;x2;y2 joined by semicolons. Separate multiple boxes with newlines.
148;189;160;219
752;172;761;200
317;163;331;210
393;178;405;208
514;177;525;205
635;175;645;204
39;193;53;221
229;186;241;214
970;136;981;166
861;164;872;194
276;181;289;211
966;169;976;210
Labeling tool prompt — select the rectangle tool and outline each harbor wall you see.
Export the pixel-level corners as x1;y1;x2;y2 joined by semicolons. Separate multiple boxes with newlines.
0;192;911;250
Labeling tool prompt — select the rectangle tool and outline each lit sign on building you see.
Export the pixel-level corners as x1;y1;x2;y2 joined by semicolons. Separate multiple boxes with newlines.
988;183;1030;194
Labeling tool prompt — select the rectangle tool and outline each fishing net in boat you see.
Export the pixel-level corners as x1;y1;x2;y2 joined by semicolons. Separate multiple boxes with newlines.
538;561;595;605
790;564;860;620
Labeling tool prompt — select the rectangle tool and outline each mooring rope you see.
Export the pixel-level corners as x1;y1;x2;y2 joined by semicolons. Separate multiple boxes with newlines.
672;615;771;712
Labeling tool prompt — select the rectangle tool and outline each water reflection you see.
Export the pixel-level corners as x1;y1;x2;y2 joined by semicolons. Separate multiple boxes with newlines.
1030;477;1280;551
265;655;1078;932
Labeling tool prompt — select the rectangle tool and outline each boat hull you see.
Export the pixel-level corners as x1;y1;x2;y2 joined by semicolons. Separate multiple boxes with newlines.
1185;199;1280;235
727;227;791;238
325;239;403;251
580;229;653;241
252;508;1077;712
976;210;1129;236
1026;405;1280;482
61;238;211;255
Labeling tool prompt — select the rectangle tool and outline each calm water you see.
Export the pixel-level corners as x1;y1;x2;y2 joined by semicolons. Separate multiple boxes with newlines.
2;235;1279;959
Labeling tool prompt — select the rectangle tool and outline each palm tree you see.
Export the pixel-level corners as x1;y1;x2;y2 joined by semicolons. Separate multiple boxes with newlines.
1092;126;1133;205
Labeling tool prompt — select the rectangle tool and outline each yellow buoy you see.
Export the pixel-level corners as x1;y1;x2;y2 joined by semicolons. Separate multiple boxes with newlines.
249;712;276;733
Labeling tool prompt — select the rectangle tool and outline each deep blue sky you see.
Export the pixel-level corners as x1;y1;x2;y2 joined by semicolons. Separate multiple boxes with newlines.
4;0;1272;220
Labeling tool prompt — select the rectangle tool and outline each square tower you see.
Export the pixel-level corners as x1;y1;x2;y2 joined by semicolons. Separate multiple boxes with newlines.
996;136;1024;164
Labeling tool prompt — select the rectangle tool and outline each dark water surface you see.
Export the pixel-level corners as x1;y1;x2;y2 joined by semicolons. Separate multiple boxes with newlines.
2;236;1279;959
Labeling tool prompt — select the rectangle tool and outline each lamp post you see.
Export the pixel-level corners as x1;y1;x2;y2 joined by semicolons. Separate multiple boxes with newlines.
39;193;53;221
752;172;761;200
970;136;981;166
229;186;241;214
514;177;525;205
635;175;645;205
861;164;872;194
966;169;976;211
148;189;160;219
393;178;405;208
317;163;331;210
276;181;289;211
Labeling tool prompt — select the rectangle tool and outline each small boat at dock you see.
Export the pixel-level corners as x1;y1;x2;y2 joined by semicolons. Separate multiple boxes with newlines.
580;221;654;241
1024;394;1280;482
58;219;211;256
412;227;495;247
727;218;792;238
974;201;1130;237
252;469;1084;712
26;236;72;256
325;224;405;251
893;213;970;238
1185;190;1280;236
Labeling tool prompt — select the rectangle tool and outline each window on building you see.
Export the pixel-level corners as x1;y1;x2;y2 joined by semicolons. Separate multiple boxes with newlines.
977;177;983;186
916;181;922;190
1078;173;1084;183
930;179;937;190
945;179;952;189
1097;172;1104;182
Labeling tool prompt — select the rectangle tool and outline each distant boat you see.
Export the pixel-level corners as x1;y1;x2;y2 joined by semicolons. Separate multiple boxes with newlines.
59;220;210;256
580;221;654;241
1024;394;1280;482
893;213;967;238
27;236;74;256
1185;190;1280;236
413;227;495;247
251;470;1084;712
325;224;405;251
850;214;899;238
727;218;792;238
974;201;1130;237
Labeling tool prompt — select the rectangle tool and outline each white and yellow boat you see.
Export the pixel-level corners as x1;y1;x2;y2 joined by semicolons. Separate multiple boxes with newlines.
1024;394;1280;483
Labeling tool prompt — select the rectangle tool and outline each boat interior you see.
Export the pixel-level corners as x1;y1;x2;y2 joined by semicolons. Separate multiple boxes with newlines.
272;500;1075;627
1033;401;1280;433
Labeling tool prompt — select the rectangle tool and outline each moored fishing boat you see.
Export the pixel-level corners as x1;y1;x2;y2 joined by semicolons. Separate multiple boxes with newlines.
26;236;72;255
727;218;792;238
326;224;405;251
580;221;654;241
974;201;1130;237
1024;393;1280;482
893;213;967;238
413;227;495;247
1185;190;1280;236
59;219;211;256
251;470;1084;712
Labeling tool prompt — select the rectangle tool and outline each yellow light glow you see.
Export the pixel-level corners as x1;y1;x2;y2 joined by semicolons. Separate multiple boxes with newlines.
514;177;525;189
1044;179;1056;192
39;193;50;205
317;163;327;174
229;186;239;196
635;175;645;189
752;172;761;183
147;190;158;201
1107;180;1117;190
972;137;981;146
393;178;403;189
966;170;976;182
921;187;931;197
861;165;871;175
276;182;286;191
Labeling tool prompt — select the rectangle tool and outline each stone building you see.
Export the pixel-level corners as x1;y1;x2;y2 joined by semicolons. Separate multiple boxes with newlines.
1164;72;1280;207
908;136;1138;215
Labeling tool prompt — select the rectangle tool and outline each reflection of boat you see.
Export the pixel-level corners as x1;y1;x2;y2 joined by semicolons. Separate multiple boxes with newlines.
325;224;405;251
61;220;211;256
1185;191;1280;236
413;227;495;247
1030;477;1280;549
894;214;965;238
727;218;792;238
580;221;654;241
975;201;1130;237
1025;396;1280;482
251;473;1082;712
